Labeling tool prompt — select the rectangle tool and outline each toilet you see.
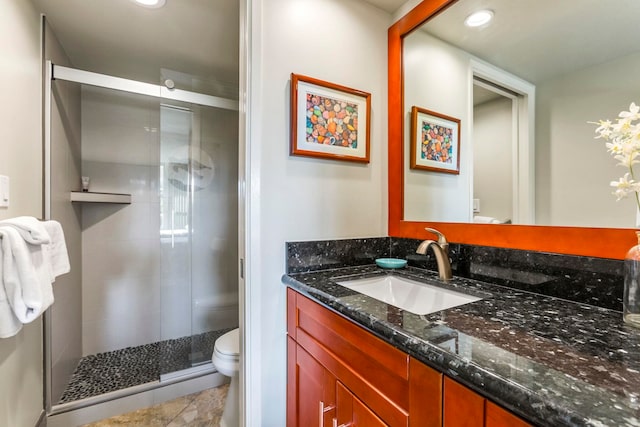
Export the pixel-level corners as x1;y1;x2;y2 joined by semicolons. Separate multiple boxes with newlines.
212;328;240;427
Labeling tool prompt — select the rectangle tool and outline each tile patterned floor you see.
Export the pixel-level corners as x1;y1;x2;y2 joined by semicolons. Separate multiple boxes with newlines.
60;328;234;404
81;384;229;427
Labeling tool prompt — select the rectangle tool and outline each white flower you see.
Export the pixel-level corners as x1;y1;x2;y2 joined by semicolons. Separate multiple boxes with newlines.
611;172;635;189
593;120;613;139
610;173;640;201
614;154;636;168
620;102;640;120
593;102;640;211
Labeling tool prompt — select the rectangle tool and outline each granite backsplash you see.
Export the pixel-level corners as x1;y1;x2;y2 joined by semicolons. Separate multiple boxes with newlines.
286;237;624;311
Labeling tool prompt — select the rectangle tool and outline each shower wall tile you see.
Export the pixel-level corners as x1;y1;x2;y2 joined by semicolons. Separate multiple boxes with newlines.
82;276;161;350
81;88;162;356
81;85;160;173
82;268;161;324
82;237;162;355
81;194;160;242
81;160;160;205
82;315;154;356
160;284;192;340
159;239;192;341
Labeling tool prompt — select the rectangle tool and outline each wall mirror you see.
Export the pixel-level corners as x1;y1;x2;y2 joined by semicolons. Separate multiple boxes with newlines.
388;0;638;259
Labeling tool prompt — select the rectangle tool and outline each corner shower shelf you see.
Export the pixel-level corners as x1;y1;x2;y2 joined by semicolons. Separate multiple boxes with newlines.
70;191;131;204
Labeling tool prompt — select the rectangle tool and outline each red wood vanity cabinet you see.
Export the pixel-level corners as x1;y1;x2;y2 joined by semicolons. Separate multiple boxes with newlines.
287;288;531;427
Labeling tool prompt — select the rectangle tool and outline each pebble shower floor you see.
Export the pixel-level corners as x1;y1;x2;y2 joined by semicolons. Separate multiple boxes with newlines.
59;328;234;404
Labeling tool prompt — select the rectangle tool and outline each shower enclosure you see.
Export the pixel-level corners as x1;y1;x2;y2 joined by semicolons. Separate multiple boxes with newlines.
44;62;239;414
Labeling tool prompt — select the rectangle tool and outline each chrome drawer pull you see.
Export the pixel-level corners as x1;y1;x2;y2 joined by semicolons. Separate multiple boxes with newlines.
319;401;337;426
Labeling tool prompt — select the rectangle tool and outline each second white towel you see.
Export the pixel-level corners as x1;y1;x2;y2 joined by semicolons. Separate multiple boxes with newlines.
42;221;70;280
0;226;54;324
0;228;22;338
0;216;51;245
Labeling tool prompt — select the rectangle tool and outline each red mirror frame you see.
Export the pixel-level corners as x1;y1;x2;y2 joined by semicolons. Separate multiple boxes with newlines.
387;0;635;259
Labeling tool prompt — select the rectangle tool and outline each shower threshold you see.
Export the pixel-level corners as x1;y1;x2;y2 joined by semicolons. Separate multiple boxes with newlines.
57;328;234;405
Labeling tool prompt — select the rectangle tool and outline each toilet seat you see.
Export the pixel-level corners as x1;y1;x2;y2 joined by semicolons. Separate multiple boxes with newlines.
212;328;240;377
214;328;239;357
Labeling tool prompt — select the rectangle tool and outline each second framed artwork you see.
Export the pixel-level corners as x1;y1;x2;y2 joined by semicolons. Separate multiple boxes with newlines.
290;73;371;163
410;106;460;174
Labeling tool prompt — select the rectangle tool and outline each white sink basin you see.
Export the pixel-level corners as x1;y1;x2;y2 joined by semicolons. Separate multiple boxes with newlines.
336;275;481;315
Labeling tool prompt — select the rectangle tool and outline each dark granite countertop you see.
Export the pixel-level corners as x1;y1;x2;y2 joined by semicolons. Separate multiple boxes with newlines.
282;265;640;427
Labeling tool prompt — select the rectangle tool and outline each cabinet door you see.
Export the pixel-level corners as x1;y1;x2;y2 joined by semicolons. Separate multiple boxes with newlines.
288;338;336;427
336;381;388;427
443;377;532;427
443;377;484;427
409;357;442;427
485;401;531;427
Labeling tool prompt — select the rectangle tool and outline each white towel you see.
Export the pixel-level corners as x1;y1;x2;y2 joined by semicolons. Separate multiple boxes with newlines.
0;226;54;325
42;220;70;280
0;216;50;245
0;228;22;338
473;215;502;224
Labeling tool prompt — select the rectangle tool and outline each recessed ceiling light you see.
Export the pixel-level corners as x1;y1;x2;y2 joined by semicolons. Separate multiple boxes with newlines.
464;10;494;27
131;0;166;8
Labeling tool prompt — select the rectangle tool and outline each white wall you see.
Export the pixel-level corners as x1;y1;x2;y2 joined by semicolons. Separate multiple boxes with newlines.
473;97;513;222
536;52;640;227
248;0;390;425
403;31;471;222
0;1;44;426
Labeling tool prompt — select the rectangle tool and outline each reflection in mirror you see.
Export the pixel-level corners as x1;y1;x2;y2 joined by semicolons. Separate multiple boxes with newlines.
402;0;640;228
472;80;513;224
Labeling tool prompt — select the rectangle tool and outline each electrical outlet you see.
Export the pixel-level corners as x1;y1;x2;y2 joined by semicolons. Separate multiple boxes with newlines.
473;198;480;213
0;175;9;208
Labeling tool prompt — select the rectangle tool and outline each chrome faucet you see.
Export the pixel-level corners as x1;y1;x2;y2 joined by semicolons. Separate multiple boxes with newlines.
416;228;452;281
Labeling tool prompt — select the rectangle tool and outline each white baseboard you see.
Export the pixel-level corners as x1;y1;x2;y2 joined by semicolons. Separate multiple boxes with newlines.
47;372;227;427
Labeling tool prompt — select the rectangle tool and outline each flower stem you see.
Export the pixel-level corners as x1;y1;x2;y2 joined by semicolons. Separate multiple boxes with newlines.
630;165;640;213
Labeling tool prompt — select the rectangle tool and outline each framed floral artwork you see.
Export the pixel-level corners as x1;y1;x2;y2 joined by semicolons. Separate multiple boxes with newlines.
290;73;371;163
410;106;460;174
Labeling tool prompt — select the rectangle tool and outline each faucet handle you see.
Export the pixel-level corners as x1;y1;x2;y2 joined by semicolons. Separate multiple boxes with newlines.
424;228;448;251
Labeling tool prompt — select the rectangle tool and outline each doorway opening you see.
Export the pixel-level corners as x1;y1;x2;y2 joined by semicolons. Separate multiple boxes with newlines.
470;61;535;224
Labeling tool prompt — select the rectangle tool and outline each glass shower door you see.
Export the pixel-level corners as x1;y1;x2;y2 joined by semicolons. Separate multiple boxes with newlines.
159;103;194;376
158;98;239;377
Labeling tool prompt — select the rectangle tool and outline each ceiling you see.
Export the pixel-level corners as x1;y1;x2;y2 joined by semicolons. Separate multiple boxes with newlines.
362;0;408;13
39;0;631;99
423;0;640;84
31;0;412;96
32;0;239;94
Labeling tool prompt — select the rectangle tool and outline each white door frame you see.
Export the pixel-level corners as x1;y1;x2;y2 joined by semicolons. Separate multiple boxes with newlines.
469;59;536;224
239;0;262;425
